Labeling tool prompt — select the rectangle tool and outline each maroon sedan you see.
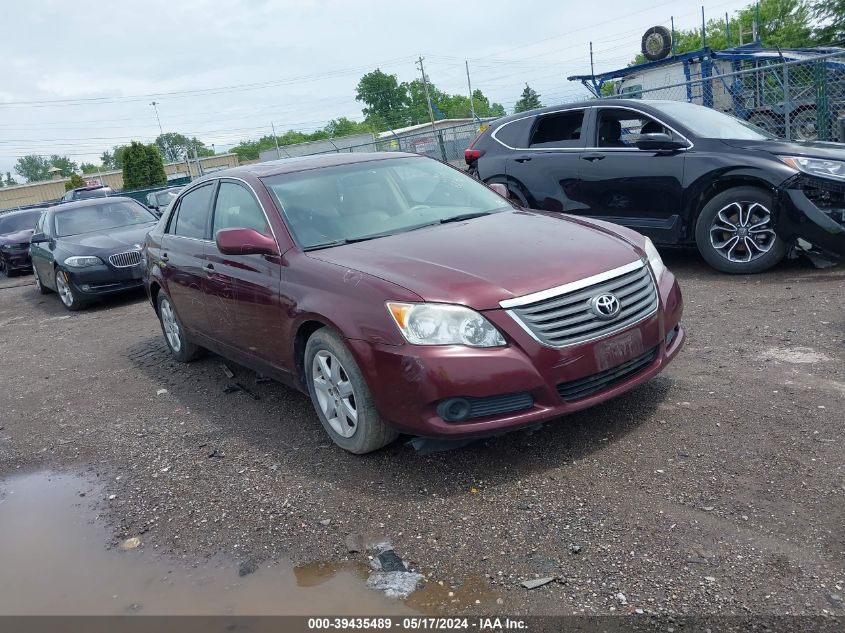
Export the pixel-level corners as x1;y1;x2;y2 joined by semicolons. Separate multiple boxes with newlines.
143;153;684;453
0;208;44;276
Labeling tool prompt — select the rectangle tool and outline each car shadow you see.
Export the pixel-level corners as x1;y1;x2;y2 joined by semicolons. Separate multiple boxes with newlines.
124;333;672;499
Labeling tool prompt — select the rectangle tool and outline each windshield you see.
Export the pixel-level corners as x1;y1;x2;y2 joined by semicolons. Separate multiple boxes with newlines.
262;156;511;250
0;210;42;234
650;101;776;140
54;201;157;237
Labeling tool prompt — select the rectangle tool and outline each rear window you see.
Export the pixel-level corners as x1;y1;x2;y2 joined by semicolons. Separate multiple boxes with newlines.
529;110;585;148
493;117;534;149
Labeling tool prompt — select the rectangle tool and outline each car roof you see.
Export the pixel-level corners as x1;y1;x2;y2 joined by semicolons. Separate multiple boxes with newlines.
490;98;678;125
53;196;139;212
1;207;45;217
194;151;420;181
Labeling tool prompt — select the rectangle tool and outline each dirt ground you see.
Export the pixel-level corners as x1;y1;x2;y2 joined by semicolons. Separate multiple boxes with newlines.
0;250;843;617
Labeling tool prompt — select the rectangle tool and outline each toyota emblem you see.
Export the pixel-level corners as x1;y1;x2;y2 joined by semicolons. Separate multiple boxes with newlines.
590;293;621;320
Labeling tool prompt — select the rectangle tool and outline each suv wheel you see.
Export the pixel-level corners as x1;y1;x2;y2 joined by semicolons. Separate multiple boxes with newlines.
157;293;202;362
695;186;788;274
305;328;398;454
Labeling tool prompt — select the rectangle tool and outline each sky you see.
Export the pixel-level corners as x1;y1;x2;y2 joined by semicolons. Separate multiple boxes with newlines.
0;0;751;180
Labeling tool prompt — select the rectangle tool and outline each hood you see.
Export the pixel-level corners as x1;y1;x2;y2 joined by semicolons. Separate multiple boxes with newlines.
0;228;34;246
722;138;845;160
57;223;155;253
307;210;643;310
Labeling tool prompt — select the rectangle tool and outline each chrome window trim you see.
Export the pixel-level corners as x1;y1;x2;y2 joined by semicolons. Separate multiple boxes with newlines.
499;259;644;309
491;104;693;152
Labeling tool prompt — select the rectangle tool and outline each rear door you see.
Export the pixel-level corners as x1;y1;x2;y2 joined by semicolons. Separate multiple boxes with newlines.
502;108;588;212
203;180;286;367
576;106;687;243
160;183;215;336
30;212;55;288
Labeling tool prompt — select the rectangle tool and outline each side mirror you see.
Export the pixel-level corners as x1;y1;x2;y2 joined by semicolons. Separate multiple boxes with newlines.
215;228;278;256
30;233;50;244
635;133;687;151
488;182;509;198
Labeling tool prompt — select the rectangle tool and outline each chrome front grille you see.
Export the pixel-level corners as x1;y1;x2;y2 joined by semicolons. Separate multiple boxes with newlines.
505;261;658;347
108;250;142;268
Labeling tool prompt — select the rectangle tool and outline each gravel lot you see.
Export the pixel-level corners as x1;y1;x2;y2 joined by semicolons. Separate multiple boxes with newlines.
0;251;843;617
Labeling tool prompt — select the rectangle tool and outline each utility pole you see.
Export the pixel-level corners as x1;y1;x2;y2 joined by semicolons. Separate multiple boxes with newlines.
192;145;203;177
589;42;595;88
150;101;164;136
465;61;477;122
417;56;446;161
701;6;707;48
271;121;282;159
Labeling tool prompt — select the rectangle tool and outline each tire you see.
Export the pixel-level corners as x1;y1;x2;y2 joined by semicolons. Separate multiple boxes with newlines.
33;265;51;294
694;186;788;274
642;26;672;61
55;268;87;311
748;112;780;137
156;292;203;362
792;110;818;142
304;328;398;454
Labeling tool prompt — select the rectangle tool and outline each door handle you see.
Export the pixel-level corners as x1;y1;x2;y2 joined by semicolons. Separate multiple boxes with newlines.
514;157;532;163
204;263;215;273
581;153;606;162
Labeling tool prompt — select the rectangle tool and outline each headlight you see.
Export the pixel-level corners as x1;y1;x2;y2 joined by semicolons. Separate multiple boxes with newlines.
643;237;666;280
387;302;506;347
0;244;13;251
778;155;845;181
64;255;104;268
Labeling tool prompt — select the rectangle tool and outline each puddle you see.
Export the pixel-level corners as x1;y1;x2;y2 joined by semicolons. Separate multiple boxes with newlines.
0;471;416;616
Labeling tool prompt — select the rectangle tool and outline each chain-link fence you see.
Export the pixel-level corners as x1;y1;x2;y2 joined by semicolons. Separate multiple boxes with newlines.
295;121;485;164
601;49;845;142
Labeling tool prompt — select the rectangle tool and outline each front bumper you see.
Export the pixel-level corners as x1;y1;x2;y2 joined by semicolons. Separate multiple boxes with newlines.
64;263;145;297
779;175;845;257
348;270;684;438
1;248;32;271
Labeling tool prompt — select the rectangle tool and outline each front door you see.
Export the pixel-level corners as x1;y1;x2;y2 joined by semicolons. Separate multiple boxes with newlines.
161;183;216;337
576;107;687;243
203;180;286;367
504;108;587;212
30;212;56;289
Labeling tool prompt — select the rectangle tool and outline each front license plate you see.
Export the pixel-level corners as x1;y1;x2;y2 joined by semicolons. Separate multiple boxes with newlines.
594;329;644;371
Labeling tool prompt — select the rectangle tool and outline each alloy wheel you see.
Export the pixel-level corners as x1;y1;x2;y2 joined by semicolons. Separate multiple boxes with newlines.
55;272;74;308
311;350;358;438
709;201;777;264
159;298;182;353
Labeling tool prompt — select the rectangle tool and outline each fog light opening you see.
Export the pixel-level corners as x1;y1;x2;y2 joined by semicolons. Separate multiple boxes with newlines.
80;284;91;292
437;398;472;422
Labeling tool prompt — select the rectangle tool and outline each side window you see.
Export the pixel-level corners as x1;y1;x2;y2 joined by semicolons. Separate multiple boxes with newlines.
493;117;534;149
171;184;214;239
529;110;585;148
34;213;46;235
212;182;268;236
596;109;668;148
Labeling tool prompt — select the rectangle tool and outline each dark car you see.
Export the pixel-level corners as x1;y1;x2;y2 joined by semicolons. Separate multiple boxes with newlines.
146;186;183;214
62;184;115;203
466;99;845;273
30;197;158;310
143;152;684;453
0;208;45;276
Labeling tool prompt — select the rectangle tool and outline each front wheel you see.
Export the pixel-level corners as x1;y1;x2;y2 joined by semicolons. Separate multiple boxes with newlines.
694;186;788;274
55;268;87;310
305;328;398;454
157;292;202;362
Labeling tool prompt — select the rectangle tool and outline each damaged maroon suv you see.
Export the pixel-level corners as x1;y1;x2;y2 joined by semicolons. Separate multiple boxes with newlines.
143;153;684;453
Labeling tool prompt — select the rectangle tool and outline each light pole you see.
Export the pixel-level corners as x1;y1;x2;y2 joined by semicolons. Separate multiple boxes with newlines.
150;101;164;136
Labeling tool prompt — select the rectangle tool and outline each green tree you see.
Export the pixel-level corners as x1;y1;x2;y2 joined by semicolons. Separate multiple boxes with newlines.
80;162;102;174
513;83;542;113
3;172;13;187
628;0;815;65
122;141;167;190
64;173;86;191
813;0;845;43
48;155;78;178
469;89;507;118
14;155;52;182
324;117;372;137
155;133;214;163
355;69;411;130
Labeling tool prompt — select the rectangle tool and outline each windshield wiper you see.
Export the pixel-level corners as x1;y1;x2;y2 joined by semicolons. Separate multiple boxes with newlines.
303;222;446;251
438;211;493;224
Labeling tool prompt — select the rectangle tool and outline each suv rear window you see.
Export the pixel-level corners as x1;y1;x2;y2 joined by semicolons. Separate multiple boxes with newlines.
493;117;533;149
529;110;585;148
